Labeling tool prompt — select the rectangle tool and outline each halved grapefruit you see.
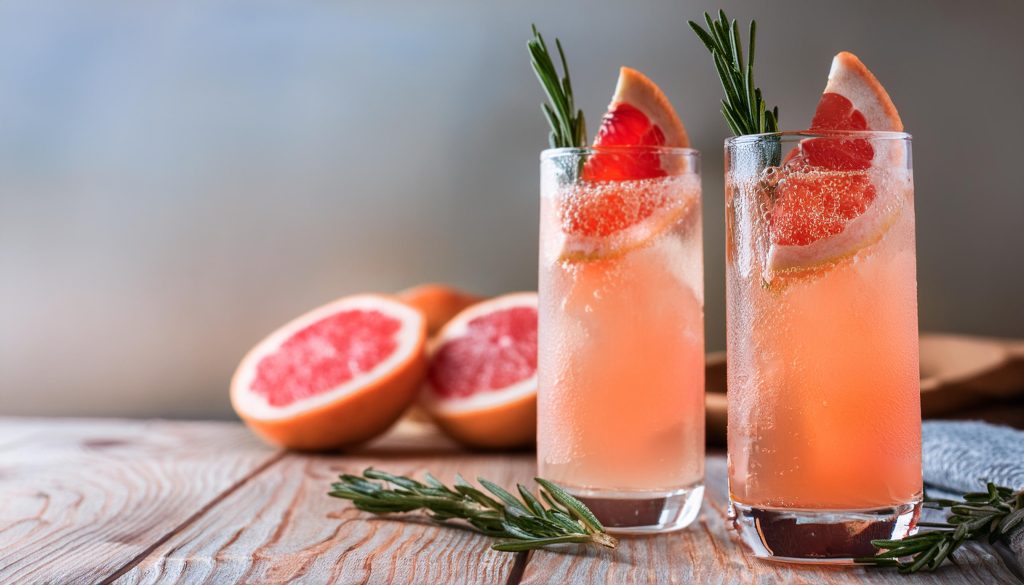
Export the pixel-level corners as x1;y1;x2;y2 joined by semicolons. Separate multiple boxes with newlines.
419;292;537;449
231;294;426;450
558;67;694;262
397;283;484;336
767;51;905;276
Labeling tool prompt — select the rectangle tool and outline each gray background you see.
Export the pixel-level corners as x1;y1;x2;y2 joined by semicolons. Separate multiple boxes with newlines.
1;0;1022;419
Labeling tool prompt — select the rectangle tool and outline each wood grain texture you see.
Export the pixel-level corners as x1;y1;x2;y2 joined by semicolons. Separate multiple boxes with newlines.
116;420;536;585
2;418;1021;585
0;417;277;585
519;457;1022;585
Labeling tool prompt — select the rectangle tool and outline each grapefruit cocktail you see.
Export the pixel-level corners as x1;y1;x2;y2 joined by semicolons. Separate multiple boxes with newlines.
536;67;705;533
724;52;922;562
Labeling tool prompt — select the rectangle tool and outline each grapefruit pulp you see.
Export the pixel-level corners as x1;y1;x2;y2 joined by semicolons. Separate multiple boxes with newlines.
420;292;538;449
768;51;904;275
231;294;426;450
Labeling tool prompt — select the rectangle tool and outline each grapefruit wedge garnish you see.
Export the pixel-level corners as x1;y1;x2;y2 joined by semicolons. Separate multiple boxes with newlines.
420;293;537;449
582;67;689;182
557;67;695;262
231;294;426;450
768;51;904;276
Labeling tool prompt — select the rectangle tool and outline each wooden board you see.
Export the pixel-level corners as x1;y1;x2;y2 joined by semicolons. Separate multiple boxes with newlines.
115;423;535;585
0;417;1020;584
0;417;277;584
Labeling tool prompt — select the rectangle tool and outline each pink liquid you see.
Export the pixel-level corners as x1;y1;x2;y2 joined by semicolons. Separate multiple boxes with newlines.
727;165;921;509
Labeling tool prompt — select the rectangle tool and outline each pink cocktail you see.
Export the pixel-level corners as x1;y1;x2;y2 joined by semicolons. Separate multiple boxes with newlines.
537;147;705;533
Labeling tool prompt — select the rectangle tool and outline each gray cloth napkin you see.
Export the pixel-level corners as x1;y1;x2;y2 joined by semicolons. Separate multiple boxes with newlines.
922;420;1024;567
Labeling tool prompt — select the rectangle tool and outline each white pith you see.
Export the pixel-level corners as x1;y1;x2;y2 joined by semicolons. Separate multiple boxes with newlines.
420;292;538;415
231;295;424;420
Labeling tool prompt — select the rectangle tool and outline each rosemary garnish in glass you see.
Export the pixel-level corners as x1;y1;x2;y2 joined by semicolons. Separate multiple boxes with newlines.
329;468;618;552
857;482;1024;573
527;24;587;149
688;10;778;136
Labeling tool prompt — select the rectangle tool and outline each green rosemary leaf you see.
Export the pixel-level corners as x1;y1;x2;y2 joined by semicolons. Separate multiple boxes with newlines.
479;478;530;514
535;478;604;533
528;25;587;148
998;507;1024;533
492;534;594;552
501;521;541;541
688;22;717;53
364;468;422;491
518;484;547;517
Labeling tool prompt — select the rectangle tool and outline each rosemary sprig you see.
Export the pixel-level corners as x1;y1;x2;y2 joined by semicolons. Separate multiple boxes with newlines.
527;25;587;149
329;468;618;552
856;482;1024;573
688;11;778;136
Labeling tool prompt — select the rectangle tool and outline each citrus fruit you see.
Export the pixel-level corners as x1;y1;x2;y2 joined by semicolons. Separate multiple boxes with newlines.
768;51;903;275
231;294;426;450
397;283;485;336
557;67;693;262
583;67;689;182
419;292;537;449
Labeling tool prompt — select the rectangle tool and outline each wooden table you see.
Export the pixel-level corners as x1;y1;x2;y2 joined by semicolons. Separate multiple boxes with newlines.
1;417;1021;584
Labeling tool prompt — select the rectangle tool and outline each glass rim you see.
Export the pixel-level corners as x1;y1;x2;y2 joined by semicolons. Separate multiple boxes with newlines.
725;130;911;146
540;145;699;161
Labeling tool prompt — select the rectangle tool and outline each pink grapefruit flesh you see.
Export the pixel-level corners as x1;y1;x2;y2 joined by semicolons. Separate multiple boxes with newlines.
427;306;537;399
251;309;401;407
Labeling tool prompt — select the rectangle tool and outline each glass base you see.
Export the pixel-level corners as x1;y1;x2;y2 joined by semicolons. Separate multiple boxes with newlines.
729;497;922;563
567;483;704;534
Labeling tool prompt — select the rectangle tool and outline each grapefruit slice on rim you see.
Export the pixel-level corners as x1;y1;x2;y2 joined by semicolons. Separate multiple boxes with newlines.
583;67;689;182
231;294;426;450
768;51;904;276
420;292;537;449
558;67;694;262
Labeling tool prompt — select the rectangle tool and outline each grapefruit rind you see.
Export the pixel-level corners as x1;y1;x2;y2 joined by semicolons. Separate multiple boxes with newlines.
231;294;426;422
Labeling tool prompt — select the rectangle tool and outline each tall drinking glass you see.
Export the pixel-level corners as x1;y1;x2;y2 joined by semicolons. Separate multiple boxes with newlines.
725;132;921;562
538;147;705;533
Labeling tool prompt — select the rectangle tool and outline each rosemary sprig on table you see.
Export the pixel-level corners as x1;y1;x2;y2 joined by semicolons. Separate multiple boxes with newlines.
857;482;1024;573
329;468;618;552
527;25;587;149
688;11;778;136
